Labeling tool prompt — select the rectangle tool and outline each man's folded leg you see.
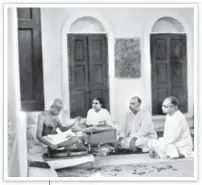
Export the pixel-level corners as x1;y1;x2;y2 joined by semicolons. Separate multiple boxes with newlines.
135;137;150;152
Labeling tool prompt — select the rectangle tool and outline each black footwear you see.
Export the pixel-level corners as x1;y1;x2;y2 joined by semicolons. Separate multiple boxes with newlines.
179;154;185;158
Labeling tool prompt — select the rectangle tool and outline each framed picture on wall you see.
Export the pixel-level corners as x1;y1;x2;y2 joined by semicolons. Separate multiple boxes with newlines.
115;38;141;78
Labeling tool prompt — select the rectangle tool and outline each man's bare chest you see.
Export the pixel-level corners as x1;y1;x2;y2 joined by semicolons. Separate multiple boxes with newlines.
43;115;58;128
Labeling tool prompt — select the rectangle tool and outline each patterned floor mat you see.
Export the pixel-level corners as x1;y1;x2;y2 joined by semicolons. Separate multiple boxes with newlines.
57;160;194;177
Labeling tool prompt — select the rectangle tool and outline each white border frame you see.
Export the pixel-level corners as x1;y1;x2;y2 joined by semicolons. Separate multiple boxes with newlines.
4;3;198;181
4;7;28;178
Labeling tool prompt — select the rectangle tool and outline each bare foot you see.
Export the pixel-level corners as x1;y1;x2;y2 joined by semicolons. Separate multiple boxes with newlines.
76;142;88;152
148;147;159;158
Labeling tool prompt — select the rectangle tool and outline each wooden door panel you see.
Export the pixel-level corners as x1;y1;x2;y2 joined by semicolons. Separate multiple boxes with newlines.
171;63;183;83
72;91;88;116
170;35;187;112
91;39;103;60
68;34;109;117
17;8;44;111
156;63;168;85
88;35;109;111
68;35;90;117
154;39;168;60
151;34;171;115
17;8;32;19
92;64;103;85
171;38;183;59
151;34;187;115
75;65;86;86
18;30;34;102
156;88;168;112
74;40;86;61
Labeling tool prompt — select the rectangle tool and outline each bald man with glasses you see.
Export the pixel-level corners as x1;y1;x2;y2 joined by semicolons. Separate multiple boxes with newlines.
148;96;193;159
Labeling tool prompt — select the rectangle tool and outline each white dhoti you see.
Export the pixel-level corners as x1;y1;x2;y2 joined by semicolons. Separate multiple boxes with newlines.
118;109;158;152
148;110;193;159
148;138;193;158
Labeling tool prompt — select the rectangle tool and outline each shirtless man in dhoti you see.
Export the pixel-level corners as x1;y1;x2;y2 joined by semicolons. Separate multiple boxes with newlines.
36;98;87;153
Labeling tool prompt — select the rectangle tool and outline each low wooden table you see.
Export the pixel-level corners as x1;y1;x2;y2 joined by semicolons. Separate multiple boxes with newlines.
85;129;117;151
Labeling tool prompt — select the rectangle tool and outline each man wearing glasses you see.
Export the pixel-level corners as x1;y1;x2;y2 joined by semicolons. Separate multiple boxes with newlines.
148;96;193;158
116;96;157;153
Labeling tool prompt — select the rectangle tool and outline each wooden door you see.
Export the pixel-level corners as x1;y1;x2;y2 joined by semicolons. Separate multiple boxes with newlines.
68;35;90;117
88;35;109;110
17;8;44;111
68;34;109;118
151;34;187;115
170;34;188;112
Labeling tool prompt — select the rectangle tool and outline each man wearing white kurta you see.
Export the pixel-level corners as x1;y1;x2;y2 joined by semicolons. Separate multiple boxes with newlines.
117;97;157;152
86;108;114;127
148;96;193;158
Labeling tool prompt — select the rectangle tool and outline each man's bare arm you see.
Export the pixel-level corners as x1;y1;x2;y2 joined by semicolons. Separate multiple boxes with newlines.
55;116;76;132
36;114;56;148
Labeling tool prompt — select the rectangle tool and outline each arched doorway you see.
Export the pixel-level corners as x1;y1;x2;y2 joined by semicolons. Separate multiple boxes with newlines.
150;16;188;115
143;12;193;118
61;12;115;121
68;17;109;117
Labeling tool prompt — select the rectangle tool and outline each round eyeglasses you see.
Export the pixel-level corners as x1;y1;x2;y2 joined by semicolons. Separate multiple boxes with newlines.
162;104;175;108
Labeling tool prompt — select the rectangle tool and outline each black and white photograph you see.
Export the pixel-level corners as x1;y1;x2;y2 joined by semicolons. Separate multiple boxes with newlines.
4;3;198;180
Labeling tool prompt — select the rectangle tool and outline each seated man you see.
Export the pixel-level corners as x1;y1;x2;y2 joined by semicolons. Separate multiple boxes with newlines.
84;97;116;133
36;98;87;154
116;96;157;152
148;96;193;159
70;97;117;151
